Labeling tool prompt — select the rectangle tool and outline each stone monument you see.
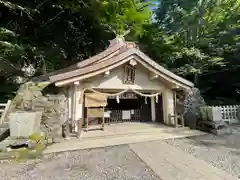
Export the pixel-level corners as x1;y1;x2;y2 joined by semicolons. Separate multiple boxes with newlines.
9;111;42;137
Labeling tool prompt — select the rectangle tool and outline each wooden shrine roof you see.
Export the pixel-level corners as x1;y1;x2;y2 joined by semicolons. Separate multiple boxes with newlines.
33;36;194;89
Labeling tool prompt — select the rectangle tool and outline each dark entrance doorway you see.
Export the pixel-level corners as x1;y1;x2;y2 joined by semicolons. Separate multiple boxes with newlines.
83;92;163;127
105;93;151;123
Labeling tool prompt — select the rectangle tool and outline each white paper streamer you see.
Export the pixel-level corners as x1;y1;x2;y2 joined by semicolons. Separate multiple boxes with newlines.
116;95;120;103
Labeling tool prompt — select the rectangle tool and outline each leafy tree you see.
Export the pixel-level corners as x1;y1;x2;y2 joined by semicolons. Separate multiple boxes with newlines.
0;0;152;100
141;0;240;85
139;0;240;103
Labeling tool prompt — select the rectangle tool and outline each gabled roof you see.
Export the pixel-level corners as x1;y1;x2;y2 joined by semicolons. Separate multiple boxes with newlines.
36;36;194;89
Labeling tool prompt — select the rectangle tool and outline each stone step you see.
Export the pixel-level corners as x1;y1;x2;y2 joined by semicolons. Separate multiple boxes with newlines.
43;129;206;154
82;127;190;140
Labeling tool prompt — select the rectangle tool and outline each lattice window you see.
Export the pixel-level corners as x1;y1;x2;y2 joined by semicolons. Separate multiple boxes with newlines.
124;65;135;84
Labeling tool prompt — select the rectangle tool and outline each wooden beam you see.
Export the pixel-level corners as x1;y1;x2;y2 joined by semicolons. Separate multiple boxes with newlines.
77;92;84;138
104;71;110;77
149;73;159;80
72;85;77;133
74;81;80;85
102;107;105;130
55;56;134;87
171;85;184;92
171;84;180;89
129;59;137;66
86;107;89;132
173;90;177;127
73;82;82;137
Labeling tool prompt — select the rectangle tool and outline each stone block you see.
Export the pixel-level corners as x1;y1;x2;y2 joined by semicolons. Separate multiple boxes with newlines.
184;111;198;129
211;127;232;135
9;111;42;137
197;120;232;135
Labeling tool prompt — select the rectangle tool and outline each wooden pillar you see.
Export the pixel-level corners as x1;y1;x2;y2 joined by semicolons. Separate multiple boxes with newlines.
151;96;156;122
73;81;83;138
173;90;177;127
72;85;77;130
68;86;72;120
162;89;175;125
67;85;73;133
162;90;168;125
180;91;185;128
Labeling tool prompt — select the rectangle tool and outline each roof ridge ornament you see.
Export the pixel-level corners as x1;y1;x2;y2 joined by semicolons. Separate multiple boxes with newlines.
126;41;137;49
108;29;131;47
109;35;125;47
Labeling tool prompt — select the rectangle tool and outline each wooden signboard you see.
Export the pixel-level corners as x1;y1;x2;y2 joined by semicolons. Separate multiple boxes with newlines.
86;107;105;131
85;93;107;107
88;108;104;118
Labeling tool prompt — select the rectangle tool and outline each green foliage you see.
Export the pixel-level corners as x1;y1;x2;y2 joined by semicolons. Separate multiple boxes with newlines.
0;28;23;76
139;0;240;102
141;0;239;78
98;0;152;36
0;0;240;104
0;0;151;101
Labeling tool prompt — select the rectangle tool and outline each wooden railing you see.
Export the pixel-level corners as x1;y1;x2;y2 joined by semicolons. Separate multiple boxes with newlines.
0;100;11;124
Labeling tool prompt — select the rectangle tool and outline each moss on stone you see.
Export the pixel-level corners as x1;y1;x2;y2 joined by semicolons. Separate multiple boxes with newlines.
28;132;44;142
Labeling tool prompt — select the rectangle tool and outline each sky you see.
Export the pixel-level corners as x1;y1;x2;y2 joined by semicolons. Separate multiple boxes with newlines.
148;0;160;11
148;1;159;22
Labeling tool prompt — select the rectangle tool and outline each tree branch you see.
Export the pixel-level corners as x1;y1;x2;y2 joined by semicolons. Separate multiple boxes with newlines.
41;9;64;27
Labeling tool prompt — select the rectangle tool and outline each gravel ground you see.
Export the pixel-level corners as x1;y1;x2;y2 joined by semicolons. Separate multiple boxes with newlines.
164;126;240;177
0;145;161;180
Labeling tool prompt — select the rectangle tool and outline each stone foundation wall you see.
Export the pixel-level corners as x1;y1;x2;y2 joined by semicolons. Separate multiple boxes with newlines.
40;94;68;140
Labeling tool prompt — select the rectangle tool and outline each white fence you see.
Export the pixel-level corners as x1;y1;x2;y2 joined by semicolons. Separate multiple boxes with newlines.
201;105;240;124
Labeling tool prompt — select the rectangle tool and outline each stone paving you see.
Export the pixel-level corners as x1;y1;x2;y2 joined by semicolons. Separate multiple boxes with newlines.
0;145;161;180
1;124;240;180
1;137;240;180
164;127;240;177
129;141;239;180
